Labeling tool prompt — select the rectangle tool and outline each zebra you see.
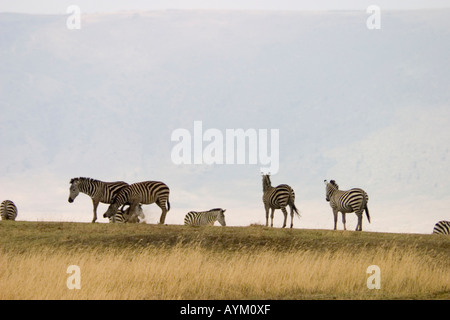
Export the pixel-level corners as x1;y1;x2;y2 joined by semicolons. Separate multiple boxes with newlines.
68;177;129;223
262;174;300;228
103;180;170;224
324;179;370;231
0;200;17;221
184;208;226;226
109;204;145;223
432;221;450;235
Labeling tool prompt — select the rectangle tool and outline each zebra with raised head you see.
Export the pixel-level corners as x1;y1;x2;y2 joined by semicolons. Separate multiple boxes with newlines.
109;204;145;223
184;208;226;226
103;180;170;224
68;177;129;223
432;221;450;235
0;200;17;221
262;174;300;228
324;179;370;231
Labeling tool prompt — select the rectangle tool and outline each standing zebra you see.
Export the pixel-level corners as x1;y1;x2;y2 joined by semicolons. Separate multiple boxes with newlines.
432;221;450;235
262;174;300;228
109;205;145;223
68;177;129;223
103;180;170;224
184;208;226;226
0;200;17;221
324;179;370;231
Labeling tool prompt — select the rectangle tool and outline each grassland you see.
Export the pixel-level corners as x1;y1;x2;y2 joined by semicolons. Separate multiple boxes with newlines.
0;221;448;299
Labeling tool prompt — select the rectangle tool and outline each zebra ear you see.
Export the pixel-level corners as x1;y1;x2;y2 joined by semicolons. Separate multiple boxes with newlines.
324;180;328;185
223;209;226;213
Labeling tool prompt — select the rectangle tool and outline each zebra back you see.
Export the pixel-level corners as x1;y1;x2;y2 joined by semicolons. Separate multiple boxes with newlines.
114;181;169;206
263;183;296;211
433;221;450;235
184;208;226;226
325;180;369;211
262;175;297;210
0;200;17;221
69;177;129;204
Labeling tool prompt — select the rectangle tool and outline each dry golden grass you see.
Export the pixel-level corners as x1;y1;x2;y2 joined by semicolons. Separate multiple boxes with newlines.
1;243;448;299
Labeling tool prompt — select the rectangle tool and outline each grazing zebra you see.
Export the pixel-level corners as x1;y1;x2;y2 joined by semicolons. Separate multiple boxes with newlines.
262;174;300;228
109;204;145;223
0;200;17;221
184;208;226;226
324;179;370;231
103;180;170;224
432;221;450;235
68;177;129;223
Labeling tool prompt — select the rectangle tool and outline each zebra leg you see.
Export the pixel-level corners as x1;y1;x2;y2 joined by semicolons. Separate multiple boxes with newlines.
356;212;363;231
270;208;275;227
290;206;294;228
333;209;338;230
157;200;168;224
342;212;346;231
92;199;99;223
265;205;270;227
281;207;288;228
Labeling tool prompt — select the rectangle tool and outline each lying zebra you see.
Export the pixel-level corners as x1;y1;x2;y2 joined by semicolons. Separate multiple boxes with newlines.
109;204;145;223
184;208;226;226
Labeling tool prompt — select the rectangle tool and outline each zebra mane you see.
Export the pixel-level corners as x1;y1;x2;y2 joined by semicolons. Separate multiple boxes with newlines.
208;208;225;212
70;177;100;184
330;180;339;189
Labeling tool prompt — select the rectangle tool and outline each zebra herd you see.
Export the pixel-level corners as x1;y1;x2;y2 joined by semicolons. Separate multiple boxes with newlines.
0;175;449;235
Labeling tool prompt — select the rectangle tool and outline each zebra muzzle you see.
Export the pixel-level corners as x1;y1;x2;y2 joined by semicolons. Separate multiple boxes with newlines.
68;198;74;203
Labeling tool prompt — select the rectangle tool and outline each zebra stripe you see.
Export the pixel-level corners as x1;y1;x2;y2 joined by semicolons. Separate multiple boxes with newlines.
324;179;370;231
262;174;300;228
68;177;129;223
109;205;145;223
432;221;450;235
0;200;17;221
103;180;170;224
184;208;226;226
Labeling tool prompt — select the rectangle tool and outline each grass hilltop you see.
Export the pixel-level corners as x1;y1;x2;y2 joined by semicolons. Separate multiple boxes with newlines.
0;221;448;299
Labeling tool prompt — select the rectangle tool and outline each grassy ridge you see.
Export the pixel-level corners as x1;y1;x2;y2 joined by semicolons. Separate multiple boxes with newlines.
0;221;449;299
1;221;448;253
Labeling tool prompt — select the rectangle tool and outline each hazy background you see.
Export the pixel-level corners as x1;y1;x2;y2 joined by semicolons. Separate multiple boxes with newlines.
1;1;449;233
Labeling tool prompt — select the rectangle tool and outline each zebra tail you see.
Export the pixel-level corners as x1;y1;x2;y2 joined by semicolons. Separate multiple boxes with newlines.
291;202;300;218
167;200;171;212
365;204;370;223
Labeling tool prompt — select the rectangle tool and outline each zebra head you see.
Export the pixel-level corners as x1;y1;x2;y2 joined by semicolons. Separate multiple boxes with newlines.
217;209;226;226
68;178;80;203
103;202;120;219
324;180;339;202
262;174;272;192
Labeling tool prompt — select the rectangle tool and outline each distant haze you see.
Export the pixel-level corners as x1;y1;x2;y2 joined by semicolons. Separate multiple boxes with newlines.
0;9;449;233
